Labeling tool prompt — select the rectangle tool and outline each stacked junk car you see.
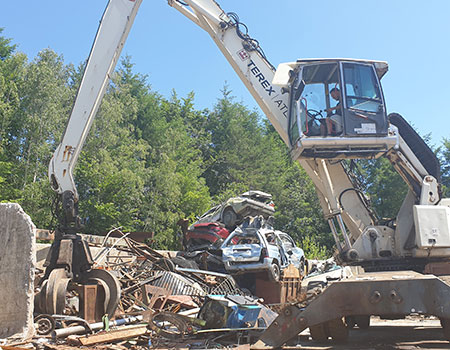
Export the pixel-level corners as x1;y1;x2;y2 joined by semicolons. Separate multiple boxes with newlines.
2;0;450;349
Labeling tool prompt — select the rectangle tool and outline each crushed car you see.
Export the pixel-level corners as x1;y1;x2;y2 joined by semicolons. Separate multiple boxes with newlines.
221;216;305;282
192;190;275;230
178;222;235;273
183;222;231;252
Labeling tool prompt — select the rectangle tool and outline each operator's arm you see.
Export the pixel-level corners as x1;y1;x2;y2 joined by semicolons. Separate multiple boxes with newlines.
326;103;342;115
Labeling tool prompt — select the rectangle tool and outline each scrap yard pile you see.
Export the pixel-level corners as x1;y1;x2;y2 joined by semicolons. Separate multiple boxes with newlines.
1;192;312;349
28;234;289;350
30;236;271;348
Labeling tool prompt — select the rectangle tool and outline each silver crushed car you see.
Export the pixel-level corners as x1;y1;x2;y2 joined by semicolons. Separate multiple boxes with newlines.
221;217;305;281
192;190;275;230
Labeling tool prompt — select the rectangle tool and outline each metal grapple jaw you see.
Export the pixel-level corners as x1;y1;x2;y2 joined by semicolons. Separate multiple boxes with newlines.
36;228;121;319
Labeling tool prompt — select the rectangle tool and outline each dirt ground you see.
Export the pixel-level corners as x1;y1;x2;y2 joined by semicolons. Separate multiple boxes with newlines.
148;318;449;350
284;317;449;350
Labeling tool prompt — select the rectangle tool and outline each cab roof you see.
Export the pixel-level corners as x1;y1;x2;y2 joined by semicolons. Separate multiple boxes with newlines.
272;58;389;88
295;58;389;79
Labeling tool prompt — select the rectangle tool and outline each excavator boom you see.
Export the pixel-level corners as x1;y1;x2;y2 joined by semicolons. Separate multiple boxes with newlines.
168;0;290;145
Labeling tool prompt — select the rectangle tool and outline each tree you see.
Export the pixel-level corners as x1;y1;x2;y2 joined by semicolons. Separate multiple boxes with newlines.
12;50;74;227
137;90;211;249
71;58;212;249
0;28;16;60
203;87;283;196
355;158;407;219
202;89;332;252
75;58;149;234
439;138;450;198
0;30;22;201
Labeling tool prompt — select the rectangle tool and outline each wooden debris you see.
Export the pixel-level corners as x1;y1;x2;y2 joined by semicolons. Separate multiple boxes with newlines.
67;325;148;346
44;344;83;350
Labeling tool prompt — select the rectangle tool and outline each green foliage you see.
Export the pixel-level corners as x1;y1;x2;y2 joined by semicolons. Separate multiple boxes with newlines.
439;138;450;197
273;161;333;250
3;31;449;257
0;32;23;202
301;235;328;260
0;157;20;201
355;158;408;219
0;28;16;60
73;60;211;250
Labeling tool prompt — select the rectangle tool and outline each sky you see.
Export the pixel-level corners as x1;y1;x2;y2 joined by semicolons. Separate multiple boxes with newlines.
1;0;449;146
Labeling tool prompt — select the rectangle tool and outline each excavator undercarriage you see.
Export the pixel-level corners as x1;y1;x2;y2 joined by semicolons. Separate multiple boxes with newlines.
256;271;450;347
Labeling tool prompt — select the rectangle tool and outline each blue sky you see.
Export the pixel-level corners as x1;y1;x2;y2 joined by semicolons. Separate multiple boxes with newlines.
1;0;449;146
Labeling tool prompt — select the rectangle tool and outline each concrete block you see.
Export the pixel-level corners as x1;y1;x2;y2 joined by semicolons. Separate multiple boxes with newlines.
0;203;36;340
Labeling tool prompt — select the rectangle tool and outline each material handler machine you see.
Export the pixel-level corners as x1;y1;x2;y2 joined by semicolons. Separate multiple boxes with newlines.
38;0;450;347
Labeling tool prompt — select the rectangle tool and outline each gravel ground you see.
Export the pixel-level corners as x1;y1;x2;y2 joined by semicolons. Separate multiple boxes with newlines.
282;317;449;350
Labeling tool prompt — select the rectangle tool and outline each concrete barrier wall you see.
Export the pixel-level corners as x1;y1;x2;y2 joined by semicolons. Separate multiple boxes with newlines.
0;203;36;340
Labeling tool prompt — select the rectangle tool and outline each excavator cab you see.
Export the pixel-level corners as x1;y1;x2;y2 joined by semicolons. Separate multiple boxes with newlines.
284;59;398;159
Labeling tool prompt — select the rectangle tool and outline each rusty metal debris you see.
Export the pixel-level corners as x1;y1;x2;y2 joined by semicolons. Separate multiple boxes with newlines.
0;227;310;350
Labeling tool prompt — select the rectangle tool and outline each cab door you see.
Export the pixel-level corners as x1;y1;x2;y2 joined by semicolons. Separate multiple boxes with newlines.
341;62;388;136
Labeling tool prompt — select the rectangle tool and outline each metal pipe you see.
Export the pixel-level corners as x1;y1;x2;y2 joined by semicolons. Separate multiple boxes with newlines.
52;315;143;338
328;218;343;253
336;214;352;250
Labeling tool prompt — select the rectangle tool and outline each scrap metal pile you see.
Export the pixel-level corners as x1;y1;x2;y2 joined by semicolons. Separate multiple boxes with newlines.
2;192;315;349
20;232;292;350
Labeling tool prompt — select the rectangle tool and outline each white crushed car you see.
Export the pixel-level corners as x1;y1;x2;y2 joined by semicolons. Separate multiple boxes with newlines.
221;216;305;281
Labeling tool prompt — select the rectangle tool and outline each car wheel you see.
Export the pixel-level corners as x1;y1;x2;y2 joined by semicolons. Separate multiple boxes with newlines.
222;207;237;229
268;262;281;282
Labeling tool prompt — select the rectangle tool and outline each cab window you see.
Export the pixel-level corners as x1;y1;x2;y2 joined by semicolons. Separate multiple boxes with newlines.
302;83;326;112
343;63;382;113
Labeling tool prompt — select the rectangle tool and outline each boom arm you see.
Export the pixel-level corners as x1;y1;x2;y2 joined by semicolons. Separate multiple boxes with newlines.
41;0;141;316
49;0;142;223
49;0;291;222
169;0;290;145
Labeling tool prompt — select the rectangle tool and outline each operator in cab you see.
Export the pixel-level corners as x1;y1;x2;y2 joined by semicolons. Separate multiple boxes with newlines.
326;87;343;136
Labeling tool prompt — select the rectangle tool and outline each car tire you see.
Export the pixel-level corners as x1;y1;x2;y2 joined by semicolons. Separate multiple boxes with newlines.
222;207;237;229
268;262;281;282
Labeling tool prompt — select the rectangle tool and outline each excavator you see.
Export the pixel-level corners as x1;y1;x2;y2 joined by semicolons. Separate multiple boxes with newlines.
38;0;450;347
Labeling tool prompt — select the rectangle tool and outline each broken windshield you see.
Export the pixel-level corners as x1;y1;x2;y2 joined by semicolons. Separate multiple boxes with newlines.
227;230;261;246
